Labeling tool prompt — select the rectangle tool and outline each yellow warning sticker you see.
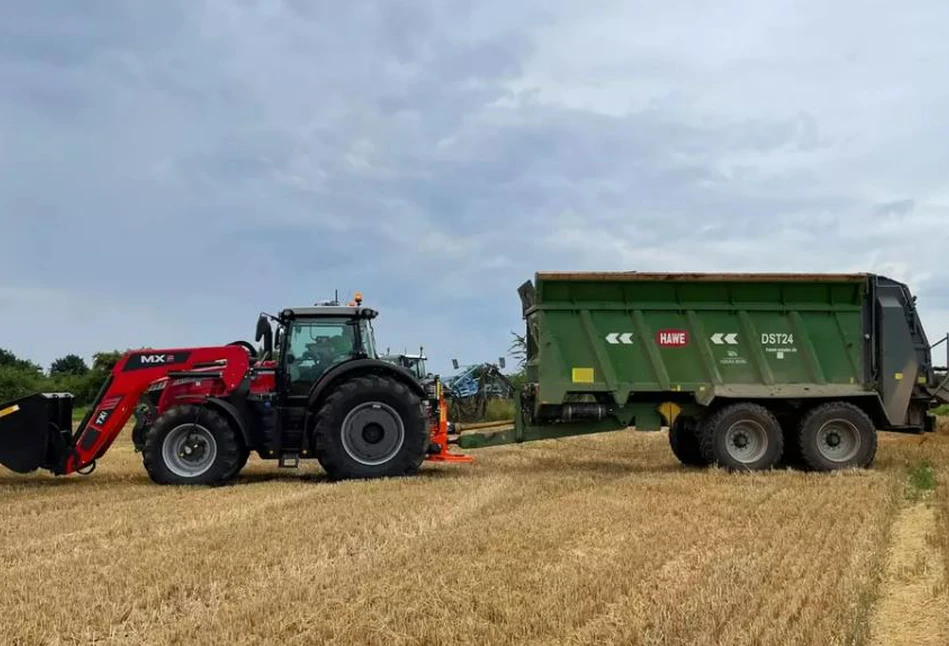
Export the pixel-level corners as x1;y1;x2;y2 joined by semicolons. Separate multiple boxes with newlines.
572;368;595;383
895;373;904;381
0;404;20;419
919;376;928;384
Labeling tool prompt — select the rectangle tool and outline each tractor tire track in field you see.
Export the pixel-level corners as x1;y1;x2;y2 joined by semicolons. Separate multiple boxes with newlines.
869;500;949;646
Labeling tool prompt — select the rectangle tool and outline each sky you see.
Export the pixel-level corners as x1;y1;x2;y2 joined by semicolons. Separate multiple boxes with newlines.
2;0;949;376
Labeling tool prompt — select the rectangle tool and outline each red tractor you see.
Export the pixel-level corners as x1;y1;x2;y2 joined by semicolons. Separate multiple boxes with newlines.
0;297;470;485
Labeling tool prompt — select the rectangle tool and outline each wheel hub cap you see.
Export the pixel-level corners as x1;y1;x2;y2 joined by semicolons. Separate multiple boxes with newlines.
816;420;860;462
362;423;385;445
724;421;768;464
162;424;218;478
341;402;405;466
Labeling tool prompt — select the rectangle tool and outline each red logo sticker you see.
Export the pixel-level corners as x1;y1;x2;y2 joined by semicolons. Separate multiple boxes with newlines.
657;329;689;347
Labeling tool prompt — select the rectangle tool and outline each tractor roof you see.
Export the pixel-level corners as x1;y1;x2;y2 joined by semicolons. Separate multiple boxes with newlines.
281;306;378;320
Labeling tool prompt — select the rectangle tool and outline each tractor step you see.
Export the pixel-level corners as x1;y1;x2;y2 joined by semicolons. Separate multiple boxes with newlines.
278;452;300;468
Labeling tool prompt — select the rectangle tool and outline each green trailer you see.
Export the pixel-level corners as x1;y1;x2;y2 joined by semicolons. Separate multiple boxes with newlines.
457;272;949;472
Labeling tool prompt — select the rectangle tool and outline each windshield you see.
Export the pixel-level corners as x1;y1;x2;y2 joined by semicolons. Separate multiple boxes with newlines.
411;358;427;378
285;318;356;395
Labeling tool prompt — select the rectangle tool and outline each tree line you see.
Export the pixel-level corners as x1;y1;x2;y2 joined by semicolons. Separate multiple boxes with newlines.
0;348;122;406
0;333;531;409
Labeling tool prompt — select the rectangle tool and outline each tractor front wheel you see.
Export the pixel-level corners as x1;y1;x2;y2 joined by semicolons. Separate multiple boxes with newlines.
312;375;428;480
142;405;243;486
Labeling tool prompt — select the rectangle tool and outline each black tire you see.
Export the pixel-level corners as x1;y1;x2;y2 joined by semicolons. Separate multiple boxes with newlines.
669;416;709;467
699;402;784;472
797;402;877;471
224;447;250;481
312;375;428;480
774;411;805;470
142;405;242;485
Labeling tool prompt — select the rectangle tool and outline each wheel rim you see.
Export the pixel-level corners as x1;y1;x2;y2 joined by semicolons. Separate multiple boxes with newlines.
816;419;861;462
724;420;769;464
161;424;218;478
340;402;405;466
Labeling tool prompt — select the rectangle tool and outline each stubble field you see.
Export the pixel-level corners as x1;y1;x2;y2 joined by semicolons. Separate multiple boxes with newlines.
1;422;947;646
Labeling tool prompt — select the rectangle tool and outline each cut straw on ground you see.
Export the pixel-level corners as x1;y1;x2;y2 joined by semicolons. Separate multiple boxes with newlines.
1;422;948;645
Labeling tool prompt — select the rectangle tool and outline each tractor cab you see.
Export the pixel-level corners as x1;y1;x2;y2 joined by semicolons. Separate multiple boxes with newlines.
258;306;380;396
380;351;429;381
252;291;391;389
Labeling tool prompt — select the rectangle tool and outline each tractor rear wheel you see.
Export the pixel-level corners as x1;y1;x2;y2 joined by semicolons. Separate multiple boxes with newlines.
312;375;428;480
699;402;784;472
142;405;242;486
669;416;709;467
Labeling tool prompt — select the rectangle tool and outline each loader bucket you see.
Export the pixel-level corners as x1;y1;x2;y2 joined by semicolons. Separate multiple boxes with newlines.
0;393;73;474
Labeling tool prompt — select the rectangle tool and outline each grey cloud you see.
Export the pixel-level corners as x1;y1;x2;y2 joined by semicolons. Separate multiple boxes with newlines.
2;0;949;371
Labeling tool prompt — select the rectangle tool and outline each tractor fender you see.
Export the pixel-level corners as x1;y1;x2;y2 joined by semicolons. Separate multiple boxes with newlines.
204;397;252;448
307;359;426;412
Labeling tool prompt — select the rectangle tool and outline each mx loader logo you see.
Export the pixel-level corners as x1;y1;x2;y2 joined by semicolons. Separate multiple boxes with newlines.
140;354;174;365
123;351;192;372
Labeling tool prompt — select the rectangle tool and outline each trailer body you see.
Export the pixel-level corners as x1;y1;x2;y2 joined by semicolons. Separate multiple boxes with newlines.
460;272;949;470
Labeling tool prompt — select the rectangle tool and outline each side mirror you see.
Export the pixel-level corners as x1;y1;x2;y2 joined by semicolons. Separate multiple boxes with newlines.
499;357;506;369
286;354;296;365
255;315;274;357
452;359;459;370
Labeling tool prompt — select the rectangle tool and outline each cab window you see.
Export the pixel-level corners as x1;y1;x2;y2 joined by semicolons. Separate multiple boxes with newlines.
285;319;356;395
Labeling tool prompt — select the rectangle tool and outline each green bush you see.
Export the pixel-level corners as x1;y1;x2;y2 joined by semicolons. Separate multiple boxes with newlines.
0;348;42;374
0;365;43;402
50;354;89;377
0;348;114;407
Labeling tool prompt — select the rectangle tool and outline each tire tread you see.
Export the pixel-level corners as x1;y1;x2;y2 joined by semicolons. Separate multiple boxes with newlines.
699;402;784;471
797;401;877;471
312;374;427;481
669;417;709;467
142;405;241;486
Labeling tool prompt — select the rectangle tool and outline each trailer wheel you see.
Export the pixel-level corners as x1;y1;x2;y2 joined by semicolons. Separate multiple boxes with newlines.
142;405;242;486
699;403;783;472
669;416;709;467
797;402;877;471
312;375;428;481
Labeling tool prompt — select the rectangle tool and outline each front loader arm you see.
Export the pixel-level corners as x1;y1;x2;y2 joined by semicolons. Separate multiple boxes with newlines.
63;346;251;474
